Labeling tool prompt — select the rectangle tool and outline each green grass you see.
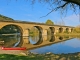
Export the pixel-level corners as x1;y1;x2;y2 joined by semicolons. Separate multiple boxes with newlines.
0;53;80;60
0;54;44;60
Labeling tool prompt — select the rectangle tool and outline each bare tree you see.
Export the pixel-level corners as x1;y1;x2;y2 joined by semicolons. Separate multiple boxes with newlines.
27;0;80;17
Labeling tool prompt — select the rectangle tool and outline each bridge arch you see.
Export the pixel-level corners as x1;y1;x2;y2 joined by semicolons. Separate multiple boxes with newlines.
0;24;23;36
49;27;55;35
59;27;63;33
47;27;55;35
0;24;25;47
71;28;73;32
33;26;43;36
65;28;69;33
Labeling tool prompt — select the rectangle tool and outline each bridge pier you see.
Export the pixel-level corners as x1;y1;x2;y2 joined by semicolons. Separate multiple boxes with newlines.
54;28;59;34
63;28;66;33
69;28;72;33
43;35;47;41
22;29;29;37
21;37;30;47
42;29;47;36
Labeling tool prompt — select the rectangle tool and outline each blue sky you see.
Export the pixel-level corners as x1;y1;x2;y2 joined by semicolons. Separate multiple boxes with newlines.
0;0;79;26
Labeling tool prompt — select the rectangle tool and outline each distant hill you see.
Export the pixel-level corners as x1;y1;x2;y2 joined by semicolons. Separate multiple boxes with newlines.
0;14;14;21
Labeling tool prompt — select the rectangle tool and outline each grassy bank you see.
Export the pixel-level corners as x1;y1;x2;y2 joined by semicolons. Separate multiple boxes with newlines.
0;52;80;60
0;54;45;60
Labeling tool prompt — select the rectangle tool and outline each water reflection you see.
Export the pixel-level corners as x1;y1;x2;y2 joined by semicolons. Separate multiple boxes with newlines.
59;36;63;40
0;35;21;47
0;34;72;48
29;35;55;45
1;34;80;54
29;35;43;45
30;36;80;54
49;35;55;42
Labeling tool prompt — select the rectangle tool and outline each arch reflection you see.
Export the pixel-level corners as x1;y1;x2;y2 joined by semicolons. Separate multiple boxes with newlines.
49;35;55;42
0;36;21;47
59;36;63;40
29;35;43;45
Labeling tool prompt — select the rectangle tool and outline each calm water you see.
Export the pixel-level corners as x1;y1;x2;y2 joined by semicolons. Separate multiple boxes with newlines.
0;35;80;54
30;38;80;54
0;35;20;47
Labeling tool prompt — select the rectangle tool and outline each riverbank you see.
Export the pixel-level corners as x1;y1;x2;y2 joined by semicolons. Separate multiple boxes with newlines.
0;52;80;60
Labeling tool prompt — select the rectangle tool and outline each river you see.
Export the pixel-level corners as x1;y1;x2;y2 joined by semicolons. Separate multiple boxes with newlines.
0;35;80;54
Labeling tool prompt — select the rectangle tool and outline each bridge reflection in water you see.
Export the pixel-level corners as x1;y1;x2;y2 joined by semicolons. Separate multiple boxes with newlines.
0;35;73;50
21;35;73;50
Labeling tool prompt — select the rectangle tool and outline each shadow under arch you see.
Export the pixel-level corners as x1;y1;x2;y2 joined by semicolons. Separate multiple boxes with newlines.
71;28;73;32
49;27;55;34
59;27;63;33
0;24;23;35
48;27;55;35
33;26;43;36
0;24;24;47
65;28;69;33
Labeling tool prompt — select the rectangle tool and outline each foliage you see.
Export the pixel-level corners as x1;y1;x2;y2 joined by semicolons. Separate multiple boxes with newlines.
30;27;39;36
0;52;80;60
0;54;45;60
0;14;14;21
73;26;80;33
64;30;69;34
46;19;54;25
0;25;20;34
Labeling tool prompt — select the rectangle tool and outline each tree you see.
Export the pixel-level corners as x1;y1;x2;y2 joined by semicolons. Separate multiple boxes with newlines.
25;0;80;17
73;25;80;33
46;19;54;25
0;14;14;21
63;0;80;5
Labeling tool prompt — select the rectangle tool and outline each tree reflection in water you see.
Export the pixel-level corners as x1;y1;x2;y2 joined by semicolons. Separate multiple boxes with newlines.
0;36;21;47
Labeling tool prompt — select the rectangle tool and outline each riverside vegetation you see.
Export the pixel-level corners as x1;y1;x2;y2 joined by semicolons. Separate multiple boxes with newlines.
0;52;80;60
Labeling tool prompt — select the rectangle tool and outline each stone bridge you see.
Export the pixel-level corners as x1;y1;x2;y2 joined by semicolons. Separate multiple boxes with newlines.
0;21;74;54
0;21;74;37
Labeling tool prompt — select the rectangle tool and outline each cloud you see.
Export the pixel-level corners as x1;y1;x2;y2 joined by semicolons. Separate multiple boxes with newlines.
62;14;80;26
65;14;79;21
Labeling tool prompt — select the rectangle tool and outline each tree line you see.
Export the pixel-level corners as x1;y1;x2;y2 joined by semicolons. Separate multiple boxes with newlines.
0;14;14;21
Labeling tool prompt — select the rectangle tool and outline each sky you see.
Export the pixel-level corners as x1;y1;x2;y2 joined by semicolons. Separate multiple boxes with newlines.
0;0;80;27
